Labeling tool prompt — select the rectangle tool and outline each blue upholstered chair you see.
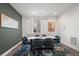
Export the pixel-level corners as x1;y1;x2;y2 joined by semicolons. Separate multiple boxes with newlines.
16;37;31;56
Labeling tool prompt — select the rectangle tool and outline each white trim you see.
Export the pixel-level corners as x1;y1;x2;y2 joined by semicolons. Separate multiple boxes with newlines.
1;41;22;56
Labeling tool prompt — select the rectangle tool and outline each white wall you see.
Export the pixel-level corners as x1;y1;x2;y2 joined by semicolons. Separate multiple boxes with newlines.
41;17;58;35
22;17;33;37
22;16;58;37
58;4;79;51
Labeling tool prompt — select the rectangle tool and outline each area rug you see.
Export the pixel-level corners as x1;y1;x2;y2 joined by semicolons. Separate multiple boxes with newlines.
13;44;79;56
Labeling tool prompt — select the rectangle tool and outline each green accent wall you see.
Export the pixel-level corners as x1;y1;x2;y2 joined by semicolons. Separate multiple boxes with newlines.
0;3;22;55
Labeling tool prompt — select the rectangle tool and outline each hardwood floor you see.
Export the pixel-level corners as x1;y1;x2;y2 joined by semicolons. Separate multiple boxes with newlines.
61;43;79;56
5;43;22;56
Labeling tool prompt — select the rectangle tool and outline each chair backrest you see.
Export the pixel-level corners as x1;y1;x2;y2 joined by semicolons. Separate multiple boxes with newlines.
42;35;46;36
24;37;28;41
35;35;40;37
32;39;43;47
31;39;46;50
44;38;54;49
55;35;60;43
22;37;29;45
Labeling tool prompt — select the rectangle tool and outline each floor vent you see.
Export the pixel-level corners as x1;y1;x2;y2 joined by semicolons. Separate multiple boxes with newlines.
71;37;77;46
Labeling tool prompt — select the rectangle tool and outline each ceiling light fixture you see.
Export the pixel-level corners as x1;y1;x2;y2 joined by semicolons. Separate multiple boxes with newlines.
33;11;36;15
54;12;57;15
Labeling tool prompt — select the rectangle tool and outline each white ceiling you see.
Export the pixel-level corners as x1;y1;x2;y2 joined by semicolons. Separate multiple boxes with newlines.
10;3;76;17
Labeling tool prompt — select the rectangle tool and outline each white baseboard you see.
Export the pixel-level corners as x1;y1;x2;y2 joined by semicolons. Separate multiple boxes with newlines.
1;41;22;56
